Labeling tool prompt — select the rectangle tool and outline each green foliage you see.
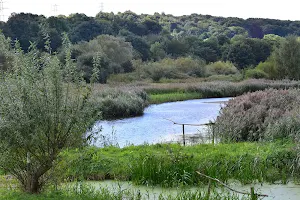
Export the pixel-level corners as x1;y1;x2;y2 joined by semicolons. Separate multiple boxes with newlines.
263;34;283;49
5;12;300;83
55;142;297;187
143;57;206;82
274;35;300;80
0;32;14;71
93;87;148;119
245;69;268;79
216;89;300;142
149;92;202;104
70;20;113;43
0;33;100;193
222;38;271;69
205;61;239;76
255;57;277;79
150;42;166;61
73;35;133;83
143;79;300;100
3;13;43;51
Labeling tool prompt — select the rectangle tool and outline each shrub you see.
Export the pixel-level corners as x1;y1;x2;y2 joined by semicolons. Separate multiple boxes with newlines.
256;57;277;79
216;88;300;142
93;87;148;119
245;68;269;79
143;57;206;82
205;61;239;76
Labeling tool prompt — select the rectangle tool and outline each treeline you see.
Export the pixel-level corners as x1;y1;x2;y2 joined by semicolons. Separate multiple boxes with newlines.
1;11;300;82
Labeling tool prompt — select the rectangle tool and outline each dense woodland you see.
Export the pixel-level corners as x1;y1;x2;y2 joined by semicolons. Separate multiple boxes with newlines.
1;12;300;83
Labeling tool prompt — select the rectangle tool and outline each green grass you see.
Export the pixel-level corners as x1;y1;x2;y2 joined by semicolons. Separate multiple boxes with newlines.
56;142;298;187
142;79;300;100
149;92;202;104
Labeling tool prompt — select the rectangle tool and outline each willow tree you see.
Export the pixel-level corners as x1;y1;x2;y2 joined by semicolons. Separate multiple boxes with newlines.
274;35;300;80
0;33;100;193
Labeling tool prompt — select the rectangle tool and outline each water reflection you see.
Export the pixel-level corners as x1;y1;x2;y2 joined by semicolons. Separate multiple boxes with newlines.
93;98;231;147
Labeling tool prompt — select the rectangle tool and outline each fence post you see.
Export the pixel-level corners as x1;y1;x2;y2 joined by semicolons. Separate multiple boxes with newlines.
211;124;215;145
250;187;257;200
205;179;212;199
182;124;185;146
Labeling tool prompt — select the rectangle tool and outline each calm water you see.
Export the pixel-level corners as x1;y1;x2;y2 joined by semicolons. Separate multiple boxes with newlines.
87;180;300;200
93;98;231;147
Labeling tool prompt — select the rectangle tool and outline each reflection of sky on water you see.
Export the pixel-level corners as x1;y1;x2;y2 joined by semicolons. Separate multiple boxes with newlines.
93;97;231;147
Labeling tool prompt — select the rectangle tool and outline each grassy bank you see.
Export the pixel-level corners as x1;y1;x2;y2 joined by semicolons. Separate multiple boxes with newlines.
92;79;300;115
149;92;202;104
56;142;297;187
142;79;300;104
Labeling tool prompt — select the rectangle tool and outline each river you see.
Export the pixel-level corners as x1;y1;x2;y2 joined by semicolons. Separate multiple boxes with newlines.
93;97;231;147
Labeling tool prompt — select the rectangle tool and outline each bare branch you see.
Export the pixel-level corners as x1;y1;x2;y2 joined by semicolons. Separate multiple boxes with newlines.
196;171;268;198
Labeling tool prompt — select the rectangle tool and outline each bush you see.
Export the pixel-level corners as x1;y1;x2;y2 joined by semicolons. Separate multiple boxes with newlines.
256;57;277;79
93;87;148;119
245;68;269;79
205;61;239;76
216;88;300;142
143;57;206;82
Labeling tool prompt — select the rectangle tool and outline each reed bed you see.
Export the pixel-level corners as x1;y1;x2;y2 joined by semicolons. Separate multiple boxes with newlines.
56;142;298;187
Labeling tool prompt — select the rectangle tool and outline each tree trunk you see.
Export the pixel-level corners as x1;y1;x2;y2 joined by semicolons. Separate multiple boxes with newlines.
25;174;40;194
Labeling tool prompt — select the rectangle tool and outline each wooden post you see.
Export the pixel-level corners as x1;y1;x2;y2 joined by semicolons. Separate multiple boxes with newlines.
182;124;185;146
205;179;212;199
212;124;215;145
250;187;257;200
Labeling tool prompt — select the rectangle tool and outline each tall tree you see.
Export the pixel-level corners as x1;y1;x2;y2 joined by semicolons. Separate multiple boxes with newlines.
274;35;300;80
3;13;44;51
0;33;100;193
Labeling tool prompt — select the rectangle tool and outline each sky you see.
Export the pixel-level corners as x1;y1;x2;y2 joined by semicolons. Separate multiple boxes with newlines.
2;0;300;21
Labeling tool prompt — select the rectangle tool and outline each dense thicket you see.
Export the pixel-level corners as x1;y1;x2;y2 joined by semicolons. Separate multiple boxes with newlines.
2;12;300;82
216;89;300;142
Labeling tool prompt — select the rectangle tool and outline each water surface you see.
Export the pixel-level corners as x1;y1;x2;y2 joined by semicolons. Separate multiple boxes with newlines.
93;98;231;147
87;180;300;200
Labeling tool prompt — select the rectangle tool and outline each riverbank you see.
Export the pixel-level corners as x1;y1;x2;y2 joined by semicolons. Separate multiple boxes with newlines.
56;142;298;187
144;79;300;104
2;142;296;199
92;79;300;118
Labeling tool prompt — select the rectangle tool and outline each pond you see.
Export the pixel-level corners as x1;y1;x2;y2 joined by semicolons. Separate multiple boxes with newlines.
93;97;231;147
85;180;300;200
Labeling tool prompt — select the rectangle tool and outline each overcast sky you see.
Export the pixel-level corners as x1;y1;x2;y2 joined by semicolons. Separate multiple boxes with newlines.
2;0;300;21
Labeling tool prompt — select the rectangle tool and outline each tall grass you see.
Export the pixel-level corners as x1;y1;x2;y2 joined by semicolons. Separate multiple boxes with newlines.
216;88;300;142
91;79;300;111
141;79;300;95
55;142;298;187
150;92;202;104
92;86;148;119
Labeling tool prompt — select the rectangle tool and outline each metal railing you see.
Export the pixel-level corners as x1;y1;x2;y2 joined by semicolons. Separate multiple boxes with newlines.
165;118;215;146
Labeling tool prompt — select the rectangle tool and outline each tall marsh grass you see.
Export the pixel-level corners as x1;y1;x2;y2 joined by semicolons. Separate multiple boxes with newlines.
143;79;300;97
139;79;300;103
92;87;148;119
216;88;300;142
56;143;298;187
150;92;202;104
